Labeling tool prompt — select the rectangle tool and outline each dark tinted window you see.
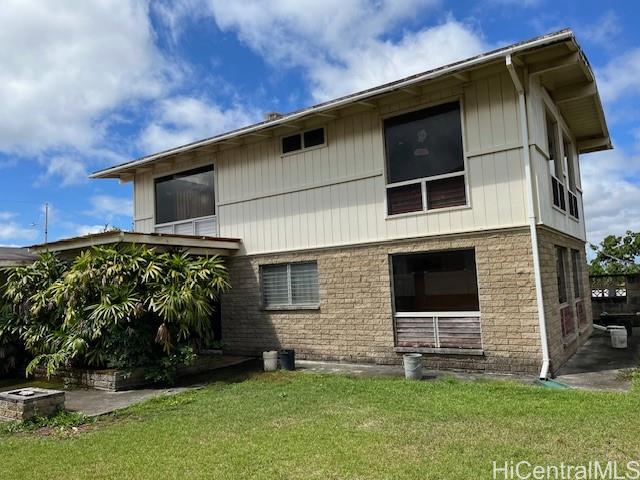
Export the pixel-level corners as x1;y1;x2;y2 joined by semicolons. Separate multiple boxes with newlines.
556;246;568;304
155;166;215;224
392;250;479;312
384;102;464;184
282;134;302;154
303;128;325;148
427;176;466;209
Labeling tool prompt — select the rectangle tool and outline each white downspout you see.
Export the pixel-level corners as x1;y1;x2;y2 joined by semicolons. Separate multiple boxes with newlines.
506;54;550;380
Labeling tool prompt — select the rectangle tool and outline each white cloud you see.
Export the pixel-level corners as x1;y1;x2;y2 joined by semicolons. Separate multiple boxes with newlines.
74;224;109;237
38;156;89;186
139;96;261;153
86;195;133;222
579;11;621;49
171;0;487;101
0;0;174;155
581;146;640;245
0;222;38;242
597;48;640;104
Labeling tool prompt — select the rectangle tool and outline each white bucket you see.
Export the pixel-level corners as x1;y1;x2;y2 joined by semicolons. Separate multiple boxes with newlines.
403;353;423;380
263;350;278;371
609;326;628;349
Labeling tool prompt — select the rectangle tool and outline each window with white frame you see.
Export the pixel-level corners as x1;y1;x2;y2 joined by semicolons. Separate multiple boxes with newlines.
281;127;325;154
261;262;319;308
154;165;217;236
384;102;466;215
563;135;579;218
546;111;566;211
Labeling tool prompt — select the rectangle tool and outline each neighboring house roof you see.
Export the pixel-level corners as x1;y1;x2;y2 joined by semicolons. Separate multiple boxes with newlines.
92;28;610;180
0;247;37;267
28;230;241;256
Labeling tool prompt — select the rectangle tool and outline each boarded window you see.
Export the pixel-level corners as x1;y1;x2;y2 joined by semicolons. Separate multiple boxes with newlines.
427;176;466;210
155;165;215;225
391;249;479;312
387;183;423;215
261;262;319;308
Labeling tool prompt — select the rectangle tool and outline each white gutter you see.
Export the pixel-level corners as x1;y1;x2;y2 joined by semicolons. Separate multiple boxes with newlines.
506;54;551;380
92;30;574;179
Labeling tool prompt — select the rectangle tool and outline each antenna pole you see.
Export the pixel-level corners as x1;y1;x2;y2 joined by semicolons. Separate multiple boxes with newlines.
44;202;49;244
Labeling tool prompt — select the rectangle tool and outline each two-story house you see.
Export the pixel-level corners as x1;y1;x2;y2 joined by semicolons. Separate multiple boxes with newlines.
42;30;611;378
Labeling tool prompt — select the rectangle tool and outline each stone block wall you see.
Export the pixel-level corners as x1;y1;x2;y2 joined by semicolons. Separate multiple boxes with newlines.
536;226;593;373
221;227;545;374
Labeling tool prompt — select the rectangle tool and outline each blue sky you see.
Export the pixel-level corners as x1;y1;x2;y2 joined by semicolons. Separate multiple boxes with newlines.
1;0;639;247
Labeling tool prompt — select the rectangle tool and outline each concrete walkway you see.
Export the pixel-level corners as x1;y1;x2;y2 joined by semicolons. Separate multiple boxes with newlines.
555;332;640;392
296;360;535;385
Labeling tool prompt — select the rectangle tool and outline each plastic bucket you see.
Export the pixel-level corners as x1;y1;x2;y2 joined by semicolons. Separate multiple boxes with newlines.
609;326;628;349
403;353;423;380
263;351;278;371
278;349;296;371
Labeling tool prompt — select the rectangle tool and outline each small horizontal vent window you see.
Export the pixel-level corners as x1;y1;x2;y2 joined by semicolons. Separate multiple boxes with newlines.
261;262;319;308
281;127;325;154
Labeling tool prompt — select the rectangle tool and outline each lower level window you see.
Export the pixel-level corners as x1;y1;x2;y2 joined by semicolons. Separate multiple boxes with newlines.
261;262;319;308
391;249;481;350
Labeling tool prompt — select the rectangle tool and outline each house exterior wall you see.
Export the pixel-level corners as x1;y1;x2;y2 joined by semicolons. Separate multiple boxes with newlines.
133;68;533;255
220;227;544;375
527;77;587;242
537;226;592;372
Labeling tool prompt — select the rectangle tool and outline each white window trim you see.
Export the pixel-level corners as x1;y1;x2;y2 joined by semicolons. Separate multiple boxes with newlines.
154;214;218;235
280;126;327;157
152;161;218;231
260;262;320;310
381;96;471;218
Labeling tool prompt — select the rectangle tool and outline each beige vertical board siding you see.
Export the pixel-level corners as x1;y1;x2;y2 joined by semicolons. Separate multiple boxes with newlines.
131;71;545;253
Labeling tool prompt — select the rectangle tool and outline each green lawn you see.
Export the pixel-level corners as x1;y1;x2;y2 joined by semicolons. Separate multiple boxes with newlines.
1;371;639;480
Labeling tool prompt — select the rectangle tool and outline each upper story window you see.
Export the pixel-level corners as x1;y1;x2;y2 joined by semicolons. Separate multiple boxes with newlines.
546;111;566;211
384;102;466;216
563;136;579;219
281;127;325;154
155;165;215;225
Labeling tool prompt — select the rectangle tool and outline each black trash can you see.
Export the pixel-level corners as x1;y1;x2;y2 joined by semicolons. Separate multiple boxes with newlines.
278;349;295;371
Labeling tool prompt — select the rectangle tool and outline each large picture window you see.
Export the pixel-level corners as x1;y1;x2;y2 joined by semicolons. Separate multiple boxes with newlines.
155;166;215;225
391;249;479;312
384;102;466;215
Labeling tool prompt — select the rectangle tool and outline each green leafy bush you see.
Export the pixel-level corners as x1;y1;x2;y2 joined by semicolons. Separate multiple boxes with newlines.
0;245;229;382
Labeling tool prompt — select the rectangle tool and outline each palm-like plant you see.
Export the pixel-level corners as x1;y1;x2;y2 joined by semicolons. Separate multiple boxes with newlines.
0;245;230;378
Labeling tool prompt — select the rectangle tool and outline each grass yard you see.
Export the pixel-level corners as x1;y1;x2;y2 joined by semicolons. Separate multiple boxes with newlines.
1;371;639;480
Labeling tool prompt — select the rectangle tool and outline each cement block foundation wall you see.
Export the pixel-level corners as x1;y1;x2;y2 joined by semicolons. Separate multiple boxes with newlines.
222;227;550;375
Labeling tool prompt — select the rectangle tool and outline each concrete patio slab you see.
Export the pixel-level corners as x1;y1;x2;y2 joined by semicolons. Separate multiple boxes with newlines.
296;360;535;385
555;332;640;392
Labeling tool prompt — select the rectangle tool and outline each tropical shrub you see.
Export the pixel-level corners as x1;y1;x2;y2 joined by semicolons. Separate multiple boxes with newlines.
0;245;229;382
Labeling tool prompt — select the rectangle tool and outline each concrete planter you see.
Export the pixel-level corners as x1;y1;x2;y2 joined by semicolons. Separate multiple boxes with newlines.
33;353;227;392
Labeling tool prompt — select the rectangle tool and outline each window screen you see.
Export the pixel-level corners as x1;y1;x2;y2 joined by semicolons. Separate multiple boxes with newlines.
155;166;215;225
392;249;479;312
384;102;464;184
262;262;319;308
571;249;582;298
556;246;568;304
282;134;302;154
427;176;466;209
303;128;325;148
